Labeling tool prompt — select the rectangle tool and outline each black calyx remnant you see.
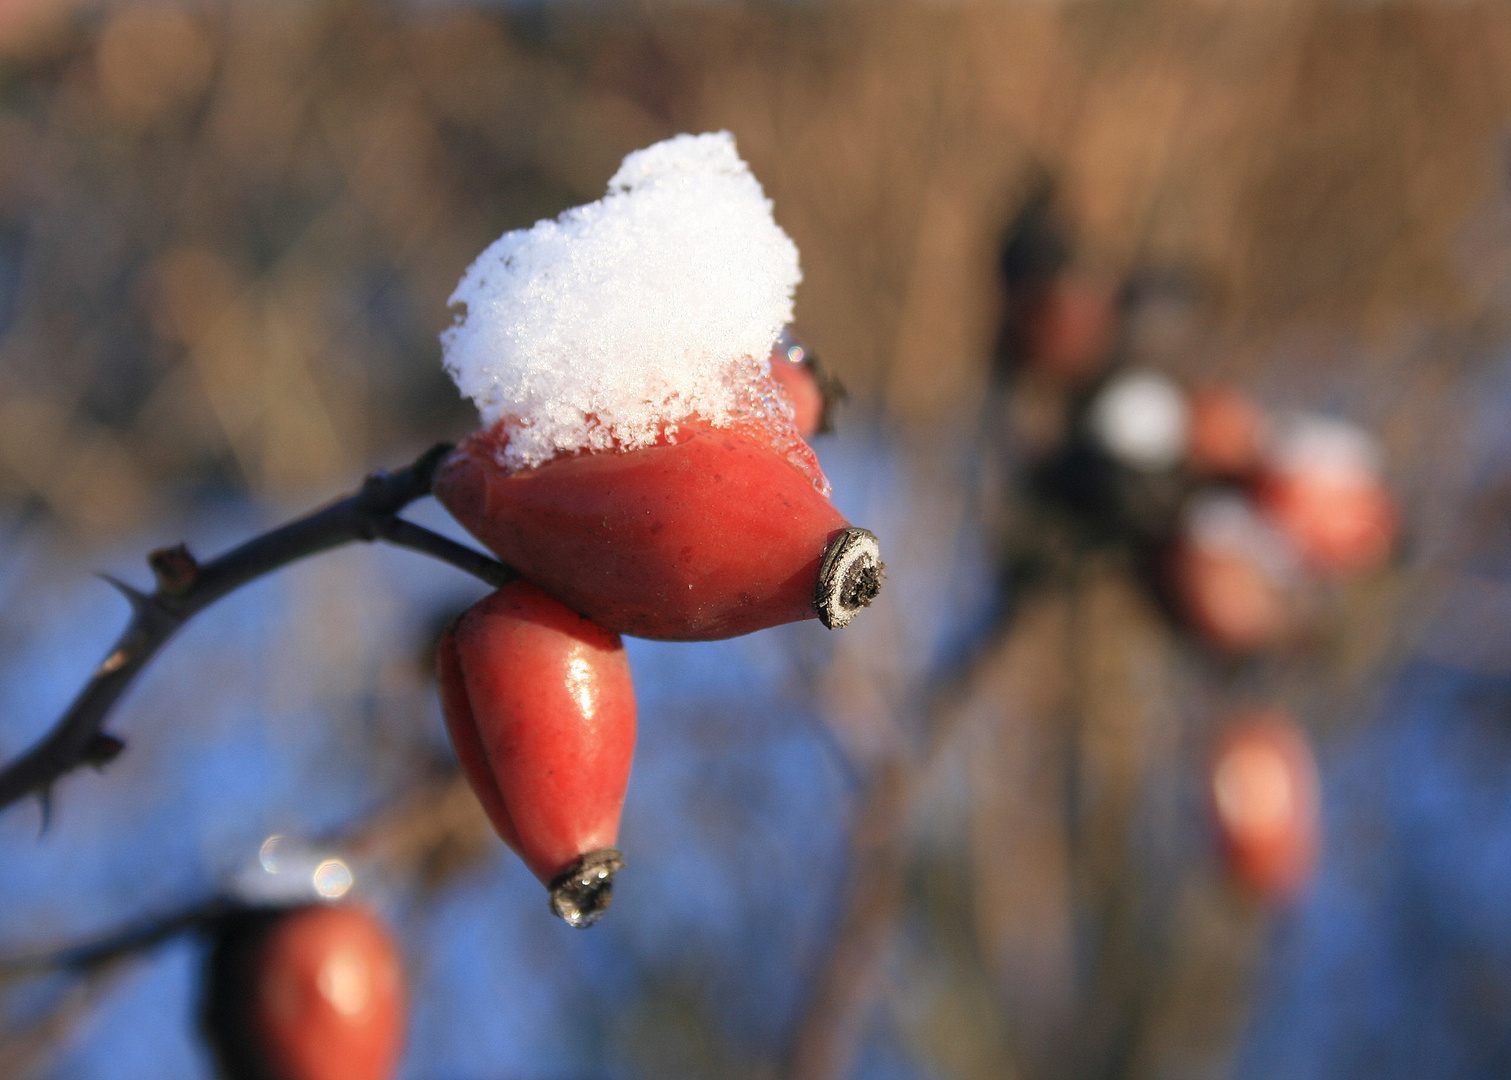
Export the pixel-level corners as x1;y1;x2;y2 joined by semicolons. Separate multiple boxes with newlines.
816;528;884;630
549;848;625;928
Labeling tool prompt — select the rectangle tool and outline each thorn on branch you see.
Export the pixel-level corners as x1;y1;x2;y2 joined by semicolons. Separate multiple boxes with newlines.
149;544;199;594
83;734;125;768
98;574;149;613
37;786;52;835
0;441;492;818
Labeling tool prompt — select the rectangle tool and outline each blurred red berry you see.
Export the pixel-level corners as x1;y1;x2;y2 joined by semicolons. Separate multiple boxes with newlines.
769;347;826;439
1211;715;1320;902
1170;492;1301;652
1258;471;1395;576
1257;415;1396;575
435;419;882;640
437;581;635;926
204;904;405;1080
1186;386;1266;477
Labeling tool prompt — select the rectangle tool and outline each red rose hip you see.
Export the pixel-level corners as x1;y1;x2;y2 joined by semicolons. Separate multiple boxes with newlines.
438;580;636;925
434;420;882;641
1172;540;1293;653
1257;470;1395;576
769;352;826;438
1186;386;1266;478
1211;714;1320;902
433;135;881;639
1256;415;1397;576
203;904;405;1080
768;331;842;439
1170;492;1303;653
1024;272;1117;384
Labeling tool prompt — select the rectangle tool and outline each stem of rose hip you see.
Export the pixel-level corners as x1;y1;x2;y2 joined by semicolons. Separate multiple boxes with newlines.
0;444;517;817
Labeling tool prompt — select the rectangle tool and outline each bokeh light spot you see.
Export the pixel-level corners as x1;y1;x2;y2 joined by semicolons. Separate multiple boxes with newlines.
312;859;354;899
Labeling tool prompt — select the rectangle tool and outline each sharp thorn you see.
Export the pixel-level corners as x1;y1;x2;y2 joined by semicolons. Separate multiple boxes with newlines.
84;733;125;768
36;786;53;836
97;574;149;612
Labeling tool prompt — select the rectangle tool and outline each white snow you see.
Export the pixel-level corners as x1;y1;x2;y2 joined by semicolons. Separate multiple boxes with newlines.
1089;370;1189;471
1183;491;1300;582
441;131;802;469
1265;414;1381;482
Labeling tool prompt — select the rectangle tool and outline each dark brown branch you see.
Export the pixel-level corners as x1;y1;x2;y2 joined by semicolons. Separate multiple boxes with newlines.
0;898;241;980
0;443;515;814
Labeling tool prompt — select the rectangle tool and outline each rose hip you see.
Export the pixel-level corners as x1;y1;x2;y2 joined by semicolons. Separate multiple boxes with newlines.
1172;542;1293;653
1169;492;1302;653
769;352;826;439
203;904;405;1080
1256;415;1397;576
1186;386;1266;478
1024;272;1118;384
437;581;635;926
1211;715;1320;902
434;419;882;641
768;332;841;439
1257;470;1396;576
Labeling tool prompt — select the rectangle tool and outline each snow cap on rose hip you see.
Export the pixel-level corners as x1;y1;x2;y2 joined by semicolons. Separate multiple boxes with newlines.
1257;413;1397;575
441;131;801;471
1087;369;1190;472
1172;490;1304;652
433;134;884;641
1263;413;1382;482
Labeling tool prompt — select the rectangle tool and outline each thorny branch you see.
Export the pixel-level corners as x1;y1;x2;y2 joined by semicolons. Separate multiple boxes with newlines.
0;443;516;816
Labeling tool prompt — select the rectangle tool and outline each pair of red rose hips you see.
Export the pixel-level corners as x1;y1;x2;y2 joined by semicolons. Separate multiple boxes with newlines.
1186;393;1397;576
433;352;878;926
204;904;405;1080
1171;396;1398;652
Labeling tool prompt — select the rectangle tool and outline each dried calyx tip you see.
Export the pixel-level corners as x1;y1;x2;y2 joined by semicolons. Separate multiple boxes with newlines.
816;528;884;630
548;849;625;928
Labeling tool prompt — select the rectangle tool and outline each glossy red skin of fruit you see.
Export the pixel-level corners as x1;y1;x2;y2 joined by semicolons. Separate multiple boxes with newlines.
769;357;825;438
1211;716;1320;902
1170;541;1293;653
437;581;636;883
434;420;850;641
1257;470;1396;576
253;905;405;1080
